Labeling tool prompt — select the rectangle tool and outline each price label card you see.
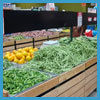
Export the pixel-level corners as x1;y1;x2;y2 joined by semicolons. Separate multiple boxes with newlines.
88;17;92;22
77;12;82;27
93;17;97;21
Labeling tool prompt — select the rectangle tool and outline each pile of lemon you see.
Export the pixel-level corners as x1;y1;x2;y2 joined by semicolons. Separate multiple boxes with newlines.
3;47;38;64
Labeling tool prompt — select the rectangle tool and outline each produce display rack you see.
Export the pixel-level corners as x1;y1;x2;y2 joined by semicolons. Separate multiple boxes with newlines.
3;57;97;97
3;32;69;55
3;10;97;97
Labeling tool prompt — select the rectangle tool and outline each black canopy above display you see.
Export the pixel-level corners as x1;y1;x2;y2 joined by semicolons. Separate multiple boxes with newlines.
4;10;77;34
4;10;97;34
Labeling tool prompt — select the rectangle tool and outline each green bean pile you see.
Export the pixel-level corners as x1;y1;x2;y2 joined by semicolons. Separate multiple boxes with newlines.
24;36;97;74
3;68;50;95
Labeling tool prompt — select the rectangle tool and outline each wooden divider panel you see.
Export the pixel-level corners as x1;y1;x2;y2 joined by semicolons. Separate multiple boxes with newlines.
15;76;59;97
58;79;85;97
57;72;85;95
3;89;9;97
16;43;33;49
59;63;85;83
3;40;14;47
42;89;58;97
85;57;97;69
85;77;97;91
16;38;33;44
85;82;97;97
34;37;47;41
85;71;97;84
85;64;97;77
71;87;84;97
3;46;15;52
49;34;59;39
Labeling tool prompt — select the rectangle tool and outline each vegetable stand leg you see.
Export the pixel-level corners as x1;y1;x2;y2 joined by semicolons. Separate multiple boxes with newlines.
70;27;73;42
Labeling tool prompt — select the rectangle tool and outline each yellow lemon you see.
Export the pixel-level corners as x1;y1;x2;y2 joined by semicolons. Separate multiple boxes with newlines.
13;50;17;54
29;49;34;54
34;48;38;52
14;58;19;63
28;47;33;50
18;49;22;52
5;52;11;55
8;56;14;62
16;53;23;59
24;47;29;52
27;53;31;56
4;54;11;59
22;51;28;57
18;59;24;64
26;56;32;61
31;55;34;59
22;56;25;60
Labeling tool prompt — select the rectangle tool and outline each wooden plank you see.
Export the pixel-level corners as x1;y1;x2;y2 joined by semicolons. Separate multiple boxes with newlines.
42;89;58;97
85;77;97;91
85;82;97;97
16;38;32;44
3;46;15;52
49;34;59;39
85;71;97;84
35;45;41;48
80;94;85;97
16;43;33;49
57;72;85;95
59;33;67;37
58;79;85;97
85;57;97;69
34;37;47;41
3;89;9;97
3;40;14;47
70;87;84;97
35;41;45;46
59;63;85;83
85;64;97;77
49;38;59;41
15;76;59;97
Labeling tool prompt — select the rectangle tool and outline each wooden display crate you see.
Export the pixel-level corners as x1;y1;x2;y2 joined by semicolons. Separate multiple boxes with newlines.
3;32;69;53
3;89;9;97
3;57;97;97
85;57;97;69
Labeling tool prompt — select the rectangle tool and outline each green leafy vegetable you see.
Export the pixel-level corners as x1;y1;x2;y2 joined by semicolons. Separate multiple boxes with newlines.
3;59;13;70
24;36;97;74
3;68;50;95
13;35;25;40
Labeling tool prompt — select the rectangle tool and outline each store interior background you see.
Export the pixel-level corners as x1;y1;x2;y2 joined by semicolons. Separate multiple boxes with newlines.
14;3;93;12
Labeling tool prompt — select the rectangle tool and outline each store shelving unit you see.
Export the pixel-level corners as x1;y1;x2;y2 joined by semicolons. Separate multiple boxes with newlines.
3;10;97;97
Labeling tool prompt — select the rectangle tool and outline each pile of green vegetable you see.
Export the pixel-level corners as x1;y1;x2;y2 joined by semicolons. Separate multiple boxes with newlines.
3;68;50;95
3;36;97;95
3;59;13;70
13;35;25;40
23;36;97;74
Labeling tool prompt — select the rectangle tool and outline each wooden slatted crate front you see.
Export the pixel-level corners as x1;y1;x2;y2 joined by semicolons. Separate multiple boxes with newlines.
3;57;97;97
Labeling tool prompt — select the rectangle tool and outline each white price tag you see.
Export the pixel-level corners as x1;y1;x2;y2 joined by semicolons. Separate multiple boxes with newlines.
88;17;92;22
93;17;97;21
77;12;82;27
